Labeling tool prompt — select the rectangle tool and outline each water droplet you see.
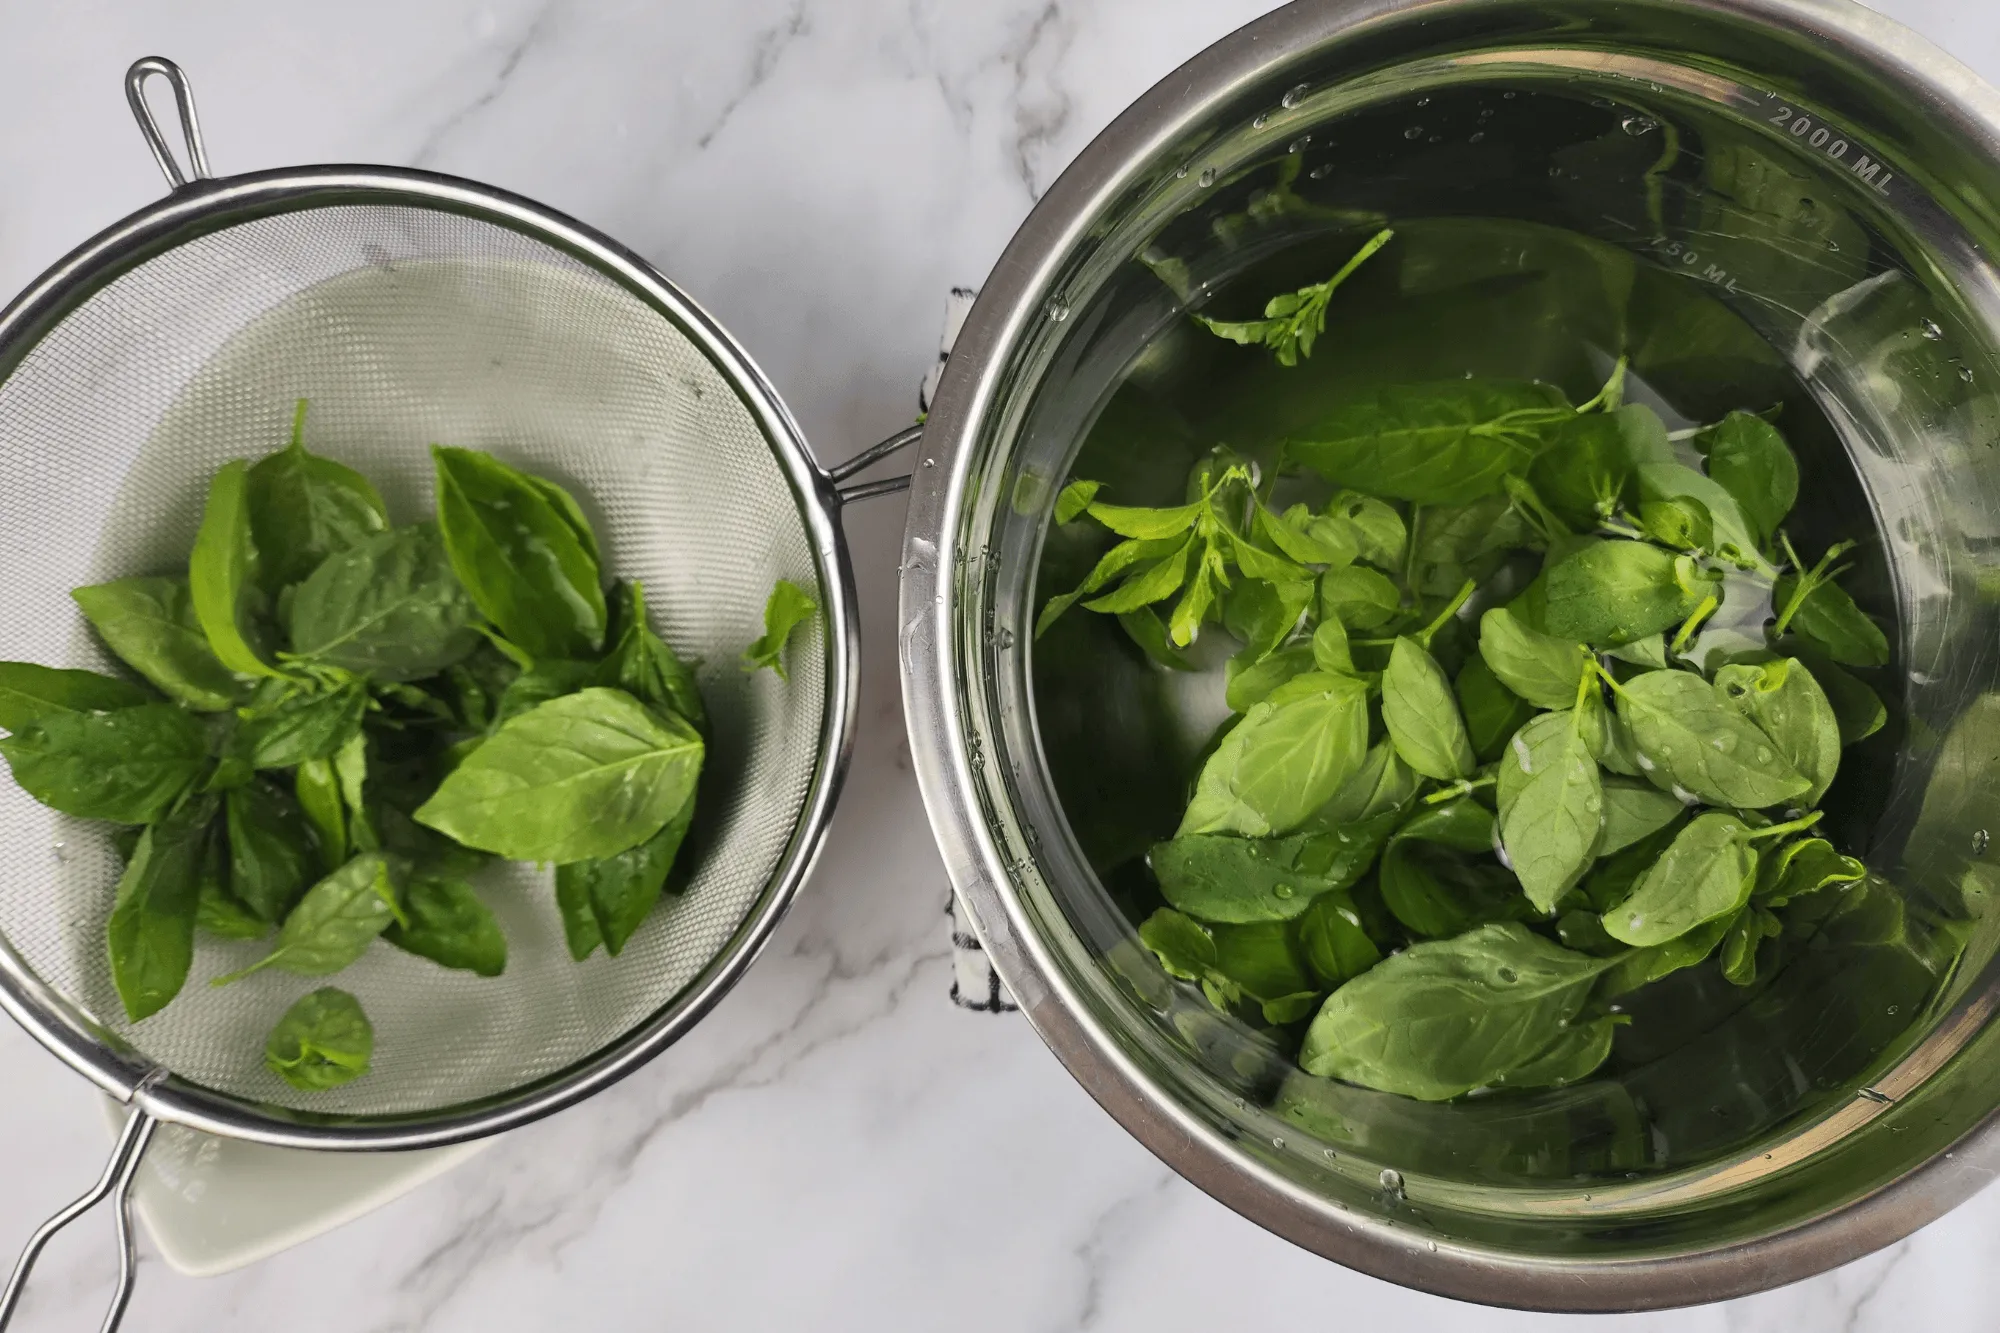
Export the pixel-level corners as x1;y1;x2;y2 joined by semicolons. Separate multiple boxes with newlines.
1621;114;1658;136
1503;90;1518;100
1174;164;1189;179
1233;1097;1246;1110
1379;1168;1405;1196
1272;1136;1286;1149
1282;83;1310;109
1404;126;1424;140
1253;112;1270;129
1427;1241;1438;1252
1044;297;1070;324
51;842;67;862
1920;318;1944;341
993;628;1016;650
1756;746;1773;762
1548;166;1564;178
1416;96;1432;107
1322;1147;1338;1160
1468;131;1486;144
922;457;937;468
1198;167;1217;187
1961;366;1976;383
1273;883;1296;900
1582;1192;1594;1201
1309;164;1333;180
1974;829;1990;855
1288;136;1311;154
1888;1004;1900;1015
1826;238;1842;253
1497;966;1518;983
1478;107;1495;119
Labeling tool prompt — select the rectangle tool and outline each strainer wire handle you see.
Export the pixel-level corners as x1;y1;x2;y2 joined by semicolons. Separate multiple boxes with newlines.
124;57;212;190
831;422;922;504
0;1103;157;1333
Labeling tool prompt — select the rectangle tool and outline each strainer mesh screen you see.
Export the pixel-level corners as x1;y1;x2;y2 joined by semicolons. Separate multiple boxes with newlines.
0;203;828;1117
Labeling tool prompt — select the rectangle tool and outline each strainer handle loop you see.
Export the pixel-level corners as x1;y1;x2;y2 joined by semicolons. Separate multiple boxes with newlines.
0;1103;157;1333
125;57;212;191
831;422;922;504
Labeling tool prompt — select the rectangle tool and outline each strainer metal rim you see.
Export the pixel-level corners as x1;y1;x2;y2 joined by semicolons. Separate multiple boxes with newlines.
0;164;862;1151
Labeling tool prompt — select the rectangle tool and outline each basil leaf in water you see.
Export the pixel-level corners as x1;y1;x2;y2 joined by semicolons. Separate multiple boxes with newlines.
1382;637;1475;781
1287;380;1574;506
1151;812;1400;924
1602;812;1758;947
1715;657;1842;805
1495;710;1603;913
1179;672;1370;838
1693;411;1798;549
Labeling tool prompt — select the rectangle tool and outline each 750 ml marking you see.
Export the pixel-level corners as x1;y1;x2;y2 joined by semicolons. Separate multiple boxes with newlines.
1766;102;1895;196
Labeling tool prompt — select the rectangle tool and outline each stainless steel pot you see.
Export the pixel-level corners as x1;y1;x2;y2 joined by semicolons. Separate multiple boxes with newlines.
902;0;2000;1309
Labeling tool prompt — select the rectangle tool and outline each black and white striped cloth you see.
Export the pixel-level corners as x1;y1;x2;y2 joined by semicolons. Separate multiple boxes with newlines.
921;288;1018;1015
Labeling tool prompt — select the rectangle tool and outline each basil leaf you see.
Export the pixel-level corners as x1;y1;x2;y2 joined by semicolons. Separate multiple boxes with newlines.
1576;687;1644;777
226;779;320;923
1410;495;1534;596
1318;565;1402;631
1793;650;1887;744
225;680;368;773
287;524;481;681
189;460;281;677
1775;574;1890;667
384;876;507;976
495;659;598;729
1579;820;1684;915
433;447;607;659
1715;657;1842;804
1606;634;1669;670
1306;740;1421;828
1555;909;1621;955
1478;606;1589;709
1719;905;1782;985
1116;609;1197;672
1602;811;1758;947
1220;576;1313;660
1152;813;1399;924
1542;540;1711;647
1298;923;1616;1100
1311;618;1355;676
1208;921;1319;1021
1754;837;1864;905
414;687;703;863
554;794;695;957
1288;380;1572;505
1634;461;1765;570
1526;405;1663;529
1488;1014;1619;1089
197;867;270;941
1616;669;1811;807
1085;498;1202;540
1259;504;1356;567
1495;711;1602;913
1382;637;1475;781
522;472;602;567
1178;672;1370;838
334;730;378;853
599;581;706;730
245;402;390;593
1598;777;1687;855
1455;655;1536;763
1323;490;1406;569
1295;891;1382;988
265;988;373;1091
1083;537;1194;616
1379;800;1526;938
0;703;207;823
1694;411;1798;547
1054;479;1101;523
742;578;819;681
1036;535;1185;636
214;851;401;984
107;794;215;1021
70;578;243;711
0;663;152;731
1224;644;1314;714
555;870;604;961
1596;910;1734;998
1637;497;1714;552
1139;907;1217;981
295;756;347;867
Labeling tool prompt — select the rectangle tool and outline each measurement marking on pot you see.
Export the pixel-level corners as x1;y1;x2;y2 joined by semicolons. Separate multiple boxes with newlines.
1765;97;1896;196
1644;236;1741;295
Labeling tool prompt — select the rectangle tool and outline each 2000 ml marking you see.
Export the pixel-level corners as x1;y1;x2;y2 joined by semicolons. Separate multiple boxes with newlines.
1767;100;1896;196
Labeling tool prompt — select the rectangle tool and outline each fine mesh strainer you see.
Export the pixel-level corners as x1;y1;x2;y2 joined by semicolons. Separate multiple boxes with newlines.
0;58;914;1329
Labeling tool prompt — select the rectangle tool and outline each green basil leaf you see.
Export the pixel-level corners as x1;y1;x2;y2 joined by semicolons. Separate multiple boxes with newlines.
1311;617;1355;676
1455;655;1536;763
1784;872;1904;947
1606;634;1670;670
384;876;507;976
1598;777;1687;855
495;659;598;729
1295;890;1383;988
1637;497;1714;552
1323;491;1407;569
1318;565;1402;631
1379;800;1528;938
1579;820;1684;915
225;681;368;773
1775;574;1890;667
1288;380;1572;505
1083;537;1195;616
1495;711;1602;913
225;779;320;923
1719;905;1782;986
107;794;215;1021
295;756;347;867
1152;812;1400;924
334;730;378;853
0;663;152;732
70;577;243;711
1261;504;1356;568
1616;669;1811;807
1179;672;1371;838
1555;908;1621;955
598;581;707;729
1036;535;1185;637
1526;405;1664;529
0;703;207;823
433;446;607;659
189;460;282;678
1595;909;1733;997
1220;575;1313;660
1478;606;1590;709
214;851;401;984
415;687;703;863
1602;811;1758;947
1694;411;1798;546
197;865;270;941
521;472;602;567
1409;495;1535;597
245;403;390;593
1054;479;1102;524
1541;540;1711;647
1383;637;1475;780
555;869;604;961
1138;907;1217;981
1792;650;1887;744
1167;556;1223;647
1715;657;1842;805
1576;687;1645;777
1208;920;1318;1017
1305;740;1421;829
1488;1014;1620;1089
1298;923;1616;1100
1754;836;1864;904
1085;498;1203;540
554;793;696;958
1116;609;1197;672
287;524;481;681
1634;460;1766;571
265;987;373;1091
1224;644;1314;714
742;578;819;681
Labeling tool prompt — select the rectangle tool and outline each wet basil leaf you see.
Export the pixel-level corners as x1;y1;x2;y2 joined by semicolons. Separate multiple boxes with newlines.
1221;575;1314;661
334;730;378;854
224;680;368;773
1526;404;1663;529
214;851;402;984
1579;821;1683;915
415;687;703;863
1311;617;1355;677
1318;565;1402;631
1306;740;1422;829
1409;495;1532;595
1138;907;1218;981
1224;643;1313;714
1288;380;1573;505
295;756;347;868
1299;923;1615;1100
1478;606;1590;709
0;663;152;732
1754;836;1865;905
1598;777;1687;855
1054;479;1102;523
1323;490;1407;569
1633;461;1765;570
1488;1014;1620;1089
598;580;707;728
1715;657;1841;804
1793;650;1887;745
1775;574;1890;668
1719;905;1782;986
384;876;507;977
265;987;373;1091
1179;672;1370;837
1116;608;1197;672
742;578;819;681
0;703;207;823
495;659;598;729
225;779;319;923
1602;811;1758;947
555;794;695;958
189;460;281;678
1383;637;1475;781
288;524;481;681
1576;686;1645;777
1495;711;1603;913
197;863;270;941
433;446;606;659
1152;812;1400;924
1295;890;1382;988
1542;540;1711;647
1208;921;1320;1022
1455;655;1536;763
106;794;215;1021
245;402;390;593
1596;910;1734;998
70;577;243;711
1036;535;1185;636
1379;800;1527;938
1637;496;1714;552
1695;411;1798;547
1616;669;1811;808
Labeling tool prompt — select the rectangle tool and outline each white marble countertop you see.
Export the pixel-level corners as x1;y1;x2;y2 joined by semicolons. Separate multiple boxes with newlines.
4;1;2000;1328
